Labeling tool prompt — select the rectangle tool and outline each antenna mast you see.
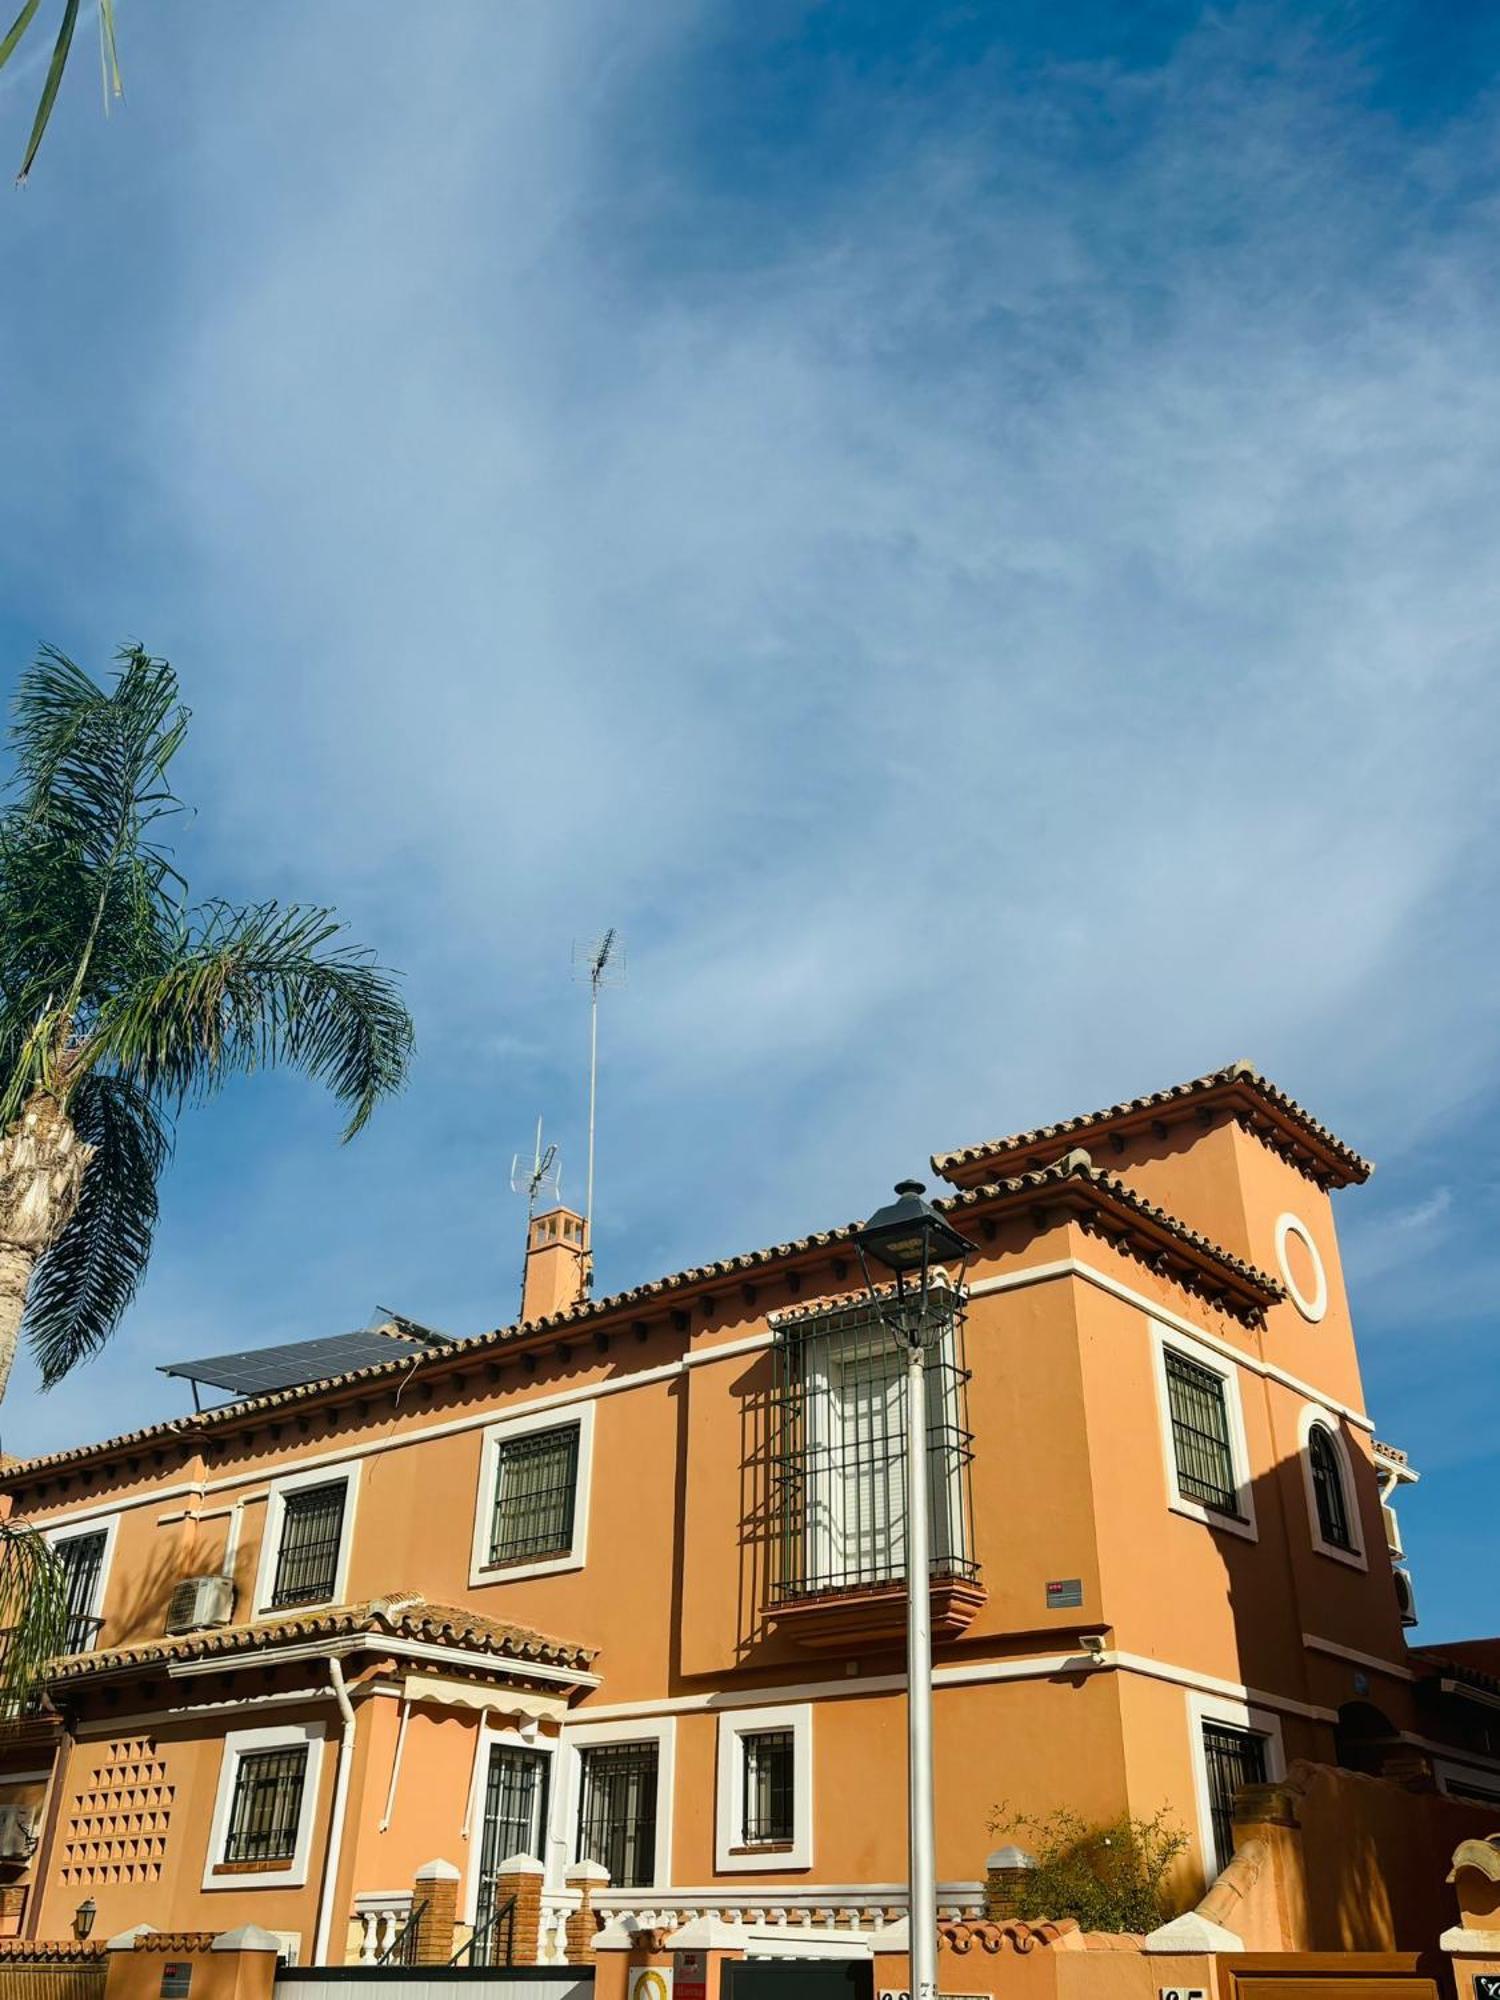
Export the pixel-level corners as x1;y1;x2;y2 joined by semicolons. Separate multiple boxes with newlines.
509;1118;560;1320
574;929;625;1297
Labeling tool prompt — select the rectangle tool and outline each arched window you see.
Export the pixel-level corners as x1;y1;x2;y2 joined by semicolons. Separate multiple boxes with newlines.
1309;1423;1353;1551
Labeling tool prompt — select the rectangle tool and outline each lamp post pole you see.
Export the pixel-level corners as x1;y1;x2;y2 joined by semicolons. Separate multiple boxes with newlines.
904;1332;938;2000
852;1181;974;2000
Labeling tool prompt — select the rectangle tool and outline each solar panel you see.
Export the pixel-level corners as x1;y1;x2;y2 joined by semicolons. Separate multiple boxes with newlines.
159;1326;448;1400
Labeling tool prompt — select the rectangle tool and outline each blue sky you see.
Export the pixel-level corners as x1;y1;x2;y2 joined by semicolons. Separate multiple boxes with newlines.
1;0;1497;1643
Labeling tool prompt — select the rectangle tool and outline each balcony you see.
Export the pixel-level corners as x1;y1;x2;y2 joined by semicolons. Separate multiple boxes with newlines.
769;1297;982;1650
770;1569;987;1650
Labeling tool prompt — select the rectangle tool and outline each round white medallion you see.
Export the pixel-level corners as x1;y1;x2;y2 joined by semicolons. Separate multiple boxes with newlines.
1275;1213;1327;1323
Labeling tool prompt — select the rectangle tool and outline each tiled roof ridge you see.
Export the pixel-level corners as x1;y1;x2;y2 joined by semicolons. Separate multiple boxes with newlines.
42;1590;596;1683
2;1151;1278;1486
931;1060;1372;1186
936;1917;1137;1954
940;1152;1283;1303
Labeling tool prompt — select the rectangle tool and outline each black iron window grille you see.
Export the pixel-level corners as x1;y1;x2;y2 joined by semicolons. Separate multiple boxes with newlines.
740;1729;794;1845
488;1424;580;1567
576;1740;659;1889
223;1745;309;1864
771;1293;976;1600
475;1746;549;1938
1308;1425;1353;1550
270;1481;347;1608
1201;1722;1267;1873
56;1531;107;1652
1164;1349;1240;1517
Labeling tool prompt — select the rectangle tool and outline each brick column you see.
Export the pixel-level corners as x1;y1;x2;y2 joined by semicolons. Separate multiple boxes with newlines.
984;1846;1035;1919
411;1859;461;1966
494;1854;546;1965
565;1862;609;1962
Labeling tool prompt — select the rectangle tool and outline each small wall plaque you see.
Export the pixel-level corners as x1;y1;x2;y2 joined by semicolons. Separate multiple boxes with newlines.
161;1968;192;2000
1046;1578;1083;1609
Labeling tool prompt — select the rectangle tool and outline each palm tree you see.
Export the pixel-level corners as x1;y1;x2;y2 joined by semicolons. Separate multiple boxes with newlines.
0;0;121;184
0;642;414;1695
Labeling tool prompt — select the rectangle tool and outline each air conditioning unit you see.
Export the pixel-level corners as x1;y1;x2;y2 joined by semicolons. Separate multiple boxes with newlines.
165;1574;235;1635
1381;1501;1404;1557
1394;1566;1418;1628
0;1805;37;1861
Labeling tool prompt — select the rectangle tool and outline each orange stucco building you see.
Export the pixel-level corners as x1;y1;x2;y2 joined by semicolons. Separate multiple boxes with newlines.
1;1062;1495;1966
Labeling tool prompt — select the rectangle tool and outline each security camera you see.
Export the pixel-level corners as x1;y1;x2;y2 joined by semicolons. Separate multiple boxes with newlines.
1080;1633;1109;1661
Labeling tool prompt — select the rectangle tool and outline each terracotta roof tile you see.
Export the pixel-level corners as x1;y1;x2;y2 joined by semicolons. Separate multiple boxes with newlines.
2;1128;1280;1487
938;1919;1083;1954
932;1061;1372;1188
43;1591;596;1684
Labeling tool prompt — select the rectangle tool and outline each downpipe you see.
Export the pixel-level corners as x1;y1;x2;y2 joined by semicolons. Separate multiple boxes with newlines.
313;1657;357;1966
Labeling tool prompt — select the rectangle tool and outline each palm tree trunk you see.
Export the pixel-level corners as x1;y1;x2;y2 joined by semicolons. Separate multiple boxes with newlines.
0;1093;93;1405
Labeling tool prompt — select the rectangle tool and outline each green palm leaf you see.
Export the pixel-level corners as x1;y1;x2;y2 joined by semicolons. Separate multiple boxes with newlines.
25;1070;168;1387
15;0;78;184
0;1521;66;1713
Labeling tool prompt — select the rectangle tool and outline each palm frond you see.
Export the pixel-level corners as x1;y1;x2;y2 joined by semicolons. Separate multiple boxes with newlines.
87;901;414;1141
25;1070;168;1387
15;0;77;184
10;644;188;870
0;1520;66;1713
0;0;41;71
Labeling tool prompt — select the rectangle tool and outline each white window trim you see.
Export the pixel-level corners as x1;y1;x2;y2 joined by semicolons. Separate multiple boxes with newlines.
469;1401;595;1588
715;1703;813;1872
556;1715;675;1891
1297;1404;1366;1570
251;1460;361;1618
1187;1691;1284;1882
202;1720;327;1890
43;1510;120;1644
461;1719;560;1921
1149;1319;1258;1541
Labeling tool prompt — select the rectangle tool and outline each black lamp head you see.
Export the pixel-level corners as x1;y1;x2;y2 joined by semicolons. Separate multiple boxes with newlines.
854;1179;975;1277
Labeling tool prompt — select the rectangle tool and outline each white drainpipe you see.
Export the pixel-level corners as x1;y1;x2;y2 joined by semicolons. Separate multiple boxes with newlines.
313;1658;358;1966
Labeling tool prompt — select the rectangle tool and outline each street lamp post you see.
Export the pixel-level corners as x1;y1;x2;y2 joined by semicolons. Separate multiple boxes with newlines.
854;1181;975;2000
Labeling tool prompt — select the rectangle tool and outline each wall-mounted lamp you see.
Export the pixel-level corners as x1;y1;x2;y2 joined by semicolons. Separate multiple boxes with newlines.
72;1898;96;1942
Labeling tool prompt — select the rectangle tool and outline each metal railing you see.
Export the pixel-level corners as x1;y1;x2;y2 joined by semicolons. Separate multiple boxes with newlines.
450;1895;516;1968
375;1898;428;1966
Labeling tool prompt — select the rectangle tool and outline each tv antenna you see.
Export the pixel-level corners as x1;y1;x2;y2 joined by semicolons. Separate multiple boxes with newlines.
572;929;625;1295
510;1118;562;1319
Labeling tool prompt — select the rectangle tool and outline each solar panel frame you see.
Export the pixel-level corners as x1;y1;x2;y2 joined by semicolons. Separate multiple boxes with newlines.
158;1328;441;1398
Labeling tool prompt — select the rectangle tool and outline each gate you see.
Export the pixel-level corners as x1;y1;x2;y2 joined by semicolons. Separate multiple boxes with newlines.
1223;1953;1447;2000
722;1961;873;2000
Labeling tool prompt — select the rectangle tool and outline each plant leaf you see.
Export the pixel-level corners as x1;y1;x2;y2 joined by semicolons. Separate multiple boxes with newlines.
16;0;80;185
97;0;120;103
0;0;40;71
0;1520;67;1713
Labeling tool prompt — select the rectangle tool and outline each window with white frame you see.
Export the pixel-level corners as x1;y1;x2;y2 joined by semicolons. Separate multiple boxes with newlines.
45;1517;117;1653
1299;1407;1364;1567
470;1403;594;1585
1188;1694;1283;1880
560;1717;674;1891
253;1463;359;1615
1151;1324;1256;1539
203;1722;325;1889
715;1703;813;1870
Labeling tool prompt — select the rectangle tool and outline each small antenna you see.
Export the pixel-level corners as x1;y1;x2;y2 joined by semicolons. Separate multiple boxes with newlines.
510;1117;561;1319
572;930;626;1297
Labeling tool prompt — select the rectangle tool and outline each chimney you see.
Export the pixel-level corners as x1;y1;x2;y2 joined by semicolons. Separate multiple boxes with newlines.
521;1206;589;1322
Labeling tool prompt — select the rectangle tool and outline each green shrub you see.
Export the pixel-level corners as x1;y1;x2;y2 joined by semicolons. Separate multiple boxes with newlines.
987;1805;1189;1934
